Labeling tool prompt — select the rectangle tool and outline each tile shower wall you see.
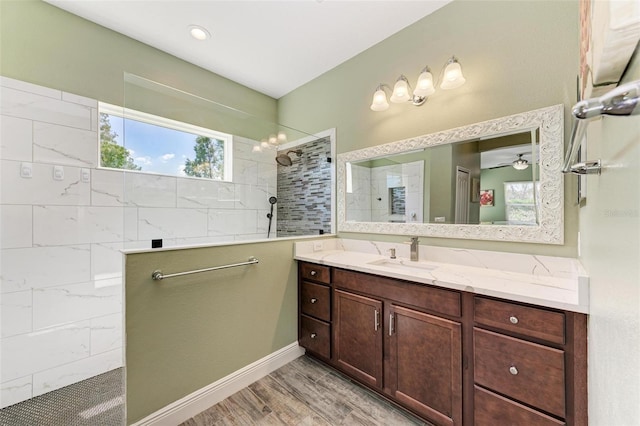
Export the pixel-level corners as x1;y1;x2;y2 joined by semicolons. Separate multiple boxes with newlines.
0;76;276;408
345;163;373;222
276;137;331;236
346;161;424;223
370;161;424;223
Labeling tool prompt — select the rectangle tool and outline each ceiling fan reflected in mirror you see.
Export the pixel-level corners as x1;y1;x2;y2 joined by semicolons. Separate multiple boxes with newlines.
480;143;537;170
512;153;529;170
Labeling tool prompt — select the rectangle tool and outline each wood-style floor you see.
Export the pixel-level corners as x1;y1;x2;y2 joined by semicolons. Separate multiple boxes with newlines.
180;355;432;425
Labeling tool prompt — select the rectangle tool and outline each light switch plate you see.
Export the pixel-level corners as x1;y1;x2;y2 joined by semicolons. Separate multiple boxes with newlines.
20;162;33;178
53;165;64;181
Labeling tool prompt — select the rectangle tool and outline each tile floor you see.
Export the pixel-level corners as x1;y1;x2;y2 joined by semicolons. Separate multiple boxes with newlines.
0;356;432;426
0;368;124;426
180;355;431;425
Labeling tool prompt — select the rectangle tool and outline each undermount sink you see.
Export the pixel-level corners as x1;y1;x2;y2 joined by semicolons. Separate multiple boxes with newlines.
367;258;437;272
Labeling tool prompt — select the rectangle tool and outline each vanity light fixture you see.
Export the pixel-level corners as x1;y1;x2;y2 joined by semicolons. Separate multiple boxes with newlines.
188;25;211;41
370;56;466;112
253;131;288;153
512;154;529;170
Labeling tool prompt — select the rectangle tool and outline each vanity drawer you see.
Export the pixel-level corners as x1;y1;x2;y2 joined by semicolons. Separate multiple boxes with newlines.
474;297;565;344
301;281;330;321
474;328;565;418
300;262;331;284
300;315;330;359
474;386;565;426
333;268;461;318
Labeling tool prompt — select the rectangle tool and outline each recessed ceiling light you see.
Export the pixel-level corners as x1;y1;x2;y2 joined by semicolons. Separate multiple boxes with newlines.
188;25;210;41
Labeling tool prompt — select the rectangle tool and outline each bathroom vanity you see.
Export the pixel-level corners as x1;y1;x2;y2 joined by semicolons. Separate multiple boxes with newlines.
295;239;588;426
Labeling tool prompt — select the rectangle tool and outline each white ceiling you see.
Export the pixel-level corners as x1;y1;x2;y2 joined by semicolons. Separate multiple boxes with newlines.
481;144;538;170
46;0;452;99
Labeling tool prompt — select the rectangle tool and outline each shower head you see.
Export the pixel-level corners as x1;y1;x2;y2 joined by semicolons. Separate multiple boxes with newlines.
275;154;292;166
275;149;302;166
269;196;277;204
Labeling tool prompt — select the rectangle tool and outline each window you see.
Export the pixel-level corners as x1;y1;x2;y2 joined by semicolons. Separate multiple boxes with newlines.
504;181;540;225
98;103;232;181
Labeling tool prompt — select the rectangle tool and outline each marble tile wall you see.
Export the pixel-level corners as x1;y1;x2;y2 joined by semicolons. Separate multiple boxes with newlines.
345;163;373;222
345;162;424;224
0;76;277;408
370;161;424;223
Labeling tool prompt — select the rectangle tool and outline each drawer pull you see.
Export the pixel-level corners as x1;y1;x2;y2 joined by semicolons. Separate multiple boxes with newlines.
509;366;519;375
509;315;519;324
310;270;317;276
310;333;317;339
310;298;317;304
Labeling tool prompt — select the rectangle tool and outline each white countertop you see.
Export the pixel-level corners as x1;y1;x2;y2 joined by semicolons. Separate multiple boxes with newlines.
294;239;589;313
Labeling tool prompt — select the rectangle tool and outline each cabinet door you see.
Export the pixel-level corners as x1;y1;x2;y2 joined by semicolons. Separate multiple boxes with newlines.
389;305;462;426
334;289;383;389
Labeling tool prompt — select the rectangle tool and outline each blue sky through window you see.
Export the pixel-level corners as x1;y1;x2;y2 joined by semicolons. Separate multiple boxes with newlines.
108;115;203;176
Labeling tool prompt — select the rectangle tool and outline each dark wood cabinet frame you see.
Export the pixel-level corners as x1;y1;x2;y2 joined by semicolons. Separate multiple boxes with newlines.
297;262;588;426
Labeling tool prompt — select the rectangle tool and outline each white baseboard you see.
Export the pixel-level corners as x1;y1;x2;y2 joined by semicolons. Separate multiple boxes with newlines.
131;343;305;426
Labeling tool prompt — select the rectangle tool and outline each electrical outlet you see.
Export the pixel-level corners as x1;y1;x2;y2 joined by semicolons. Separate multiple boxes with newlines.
434;216;446;223
313;241;323;251
53;165;64;181
20;162;33;178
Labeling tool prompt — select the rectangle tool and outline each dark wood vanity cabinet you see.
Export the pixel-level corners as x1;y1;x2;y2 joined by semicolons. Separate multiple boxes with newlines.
297;261;587;426
473;296;587;426
388;305;462;426
334;289;383;388
298;263;331;360
299;263;464;426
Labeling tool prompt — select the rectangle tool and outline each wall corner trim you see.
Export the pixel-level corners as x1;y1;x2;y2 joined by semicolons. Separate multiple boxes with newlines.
130;343;305;426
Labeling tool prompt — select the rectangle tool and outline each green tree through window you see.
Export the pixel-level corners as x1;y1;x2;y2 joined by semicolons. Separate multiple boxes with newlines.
183;136;225;179
99;113;141;171
98;103;231;180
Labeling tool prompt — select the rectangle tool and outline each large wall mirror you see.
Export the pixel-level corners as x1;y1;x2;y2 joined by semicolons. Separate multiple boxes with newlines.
337;105;564;244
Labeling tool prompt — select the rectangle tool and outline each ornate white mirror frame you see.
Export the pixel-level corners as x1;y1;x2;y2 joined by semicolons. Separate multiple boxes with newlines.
337;104;564;244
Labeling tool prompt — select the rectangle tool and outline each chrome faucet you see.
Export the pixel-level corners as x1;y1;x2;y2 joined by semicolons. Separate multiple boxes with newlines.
409;237;419;261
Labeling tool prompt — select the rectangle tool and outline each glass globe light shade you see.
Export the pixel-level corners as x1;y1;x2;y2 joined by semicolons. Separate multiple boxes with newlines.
413;69;435;97
390;76;411;103
370;87;389;111
440;59;466;90
512;155;529;170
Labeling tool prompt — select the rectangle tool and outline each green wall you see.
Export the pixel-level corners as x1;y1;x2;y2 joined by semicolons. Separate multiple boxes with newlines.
1;0;584;422
479;166;535;223
125;240;303;423
579;51;640;423
279;0;580;257
0;2;286;423
428;145;454;222
0;0;277;122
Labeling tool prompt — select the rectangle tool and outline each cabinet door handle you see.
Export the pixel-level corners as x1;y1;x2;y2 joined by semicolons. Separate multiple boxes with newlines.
374;310;380;331
509;315;519;324
310;270;317;276
509;366;518;375
389;313;395;336
310;333;317;339
310;298;317;304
